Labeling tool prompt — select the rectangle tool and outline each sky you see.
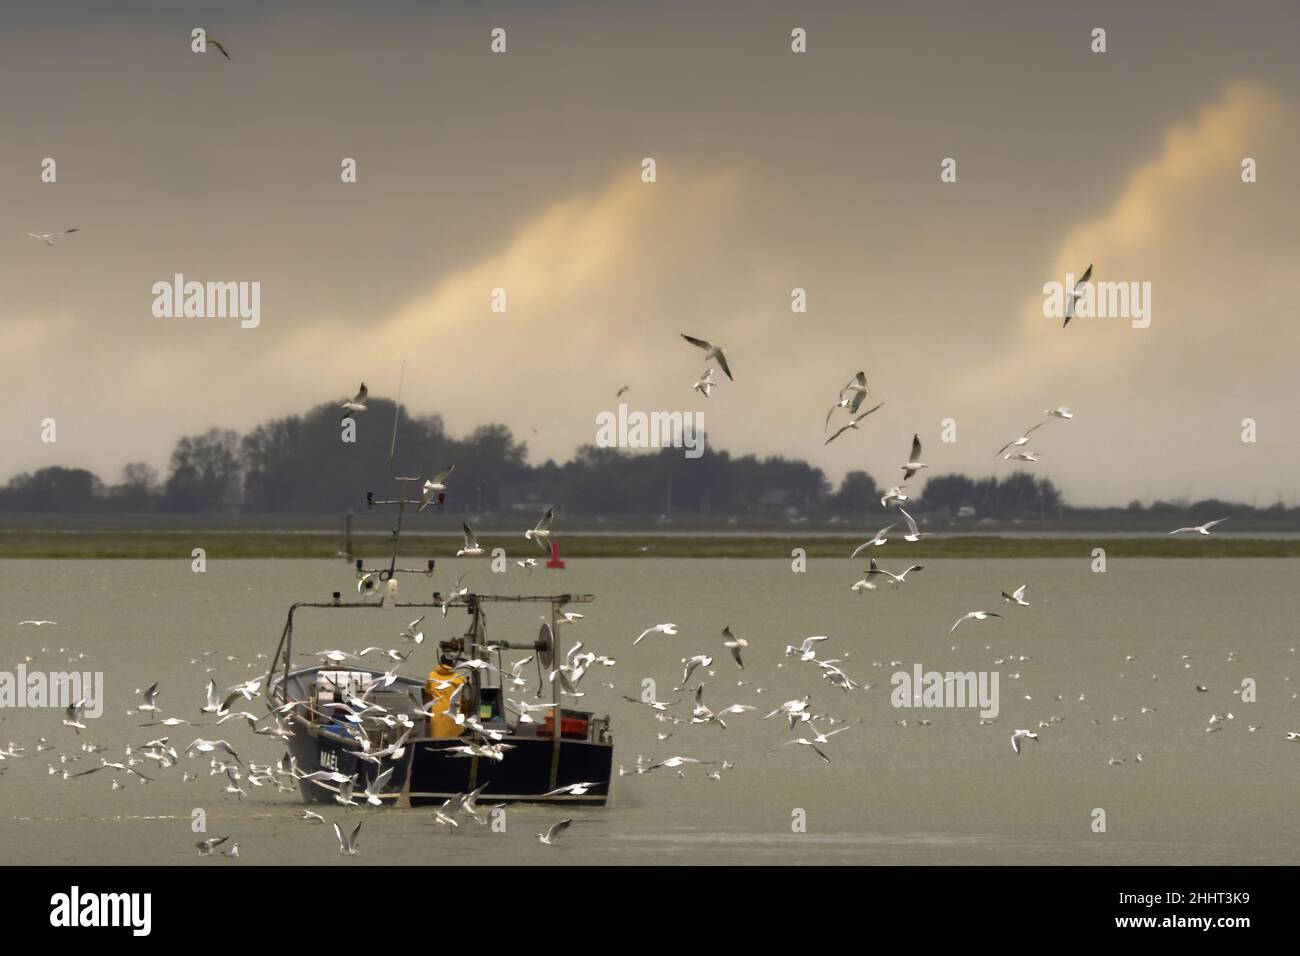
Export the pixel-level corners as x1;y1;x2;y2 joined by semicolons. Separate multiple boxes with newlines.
2;0;1298;507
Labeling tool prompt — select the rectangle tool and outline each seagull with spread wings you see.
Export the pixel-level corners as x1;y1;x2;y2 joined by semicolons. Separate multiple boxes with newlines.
824;402;885;445
525;508;554;552
681;333;734;380
1169;518;1229;536
27;227;79;246
457;522;484;556
418;466;455;512
825;371;869;430
995;420;1048;457
900;434;927;480
340;383;367;424
1063;263;1092;327
538;818;573;845
850;524;893;557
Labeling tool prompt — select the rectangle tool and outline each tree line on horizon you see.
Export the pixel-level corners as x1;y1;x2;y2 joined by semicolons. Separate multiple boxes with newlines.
0;397;1285;521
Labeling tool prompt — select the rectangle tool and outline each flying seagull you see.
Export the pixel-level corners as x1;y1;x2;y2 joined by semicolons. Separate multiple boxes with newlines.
950;611;1001;633
418;466;455;512
542;782;600;797
880;486;909;507
693;367;717;398
525;508;554;552
1169;518;1229;536
995;421;1047;457
196;836;229;856
722;626;747;669
825;402;886;446
825;371;869;429
27;228;79;246
62;700;87;733
681;334;733;380
766;737;831;763
616;385;630;398
208;38;232;60
135;682;160;714
1063;263;1092;327
1010;729;1039;755
340;383;367;423
900;435;927;480
898;507;931;542
850;525;894;557
18;620;57;626
1002;451;1041;462
878;563;924;588
1044;406;1073;419
333;820;362;855
850;563;882;591
1001;585;1030;606
634;623;678;645
538;819;573;845
457;522;484;556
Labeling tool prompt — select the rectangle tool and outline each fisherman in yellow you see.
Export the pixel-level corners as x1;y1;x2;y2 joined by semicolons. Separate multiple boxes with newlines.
424;656;468;737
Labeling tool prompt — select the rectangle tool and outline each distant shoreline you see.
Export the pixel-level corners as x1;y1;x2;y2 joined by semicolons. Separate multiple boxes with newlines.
1;531;1295;559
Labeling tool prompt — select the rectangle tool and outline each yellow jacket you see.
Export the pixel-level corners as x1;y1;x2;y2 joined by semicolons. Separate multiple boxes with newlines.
425;664;467;738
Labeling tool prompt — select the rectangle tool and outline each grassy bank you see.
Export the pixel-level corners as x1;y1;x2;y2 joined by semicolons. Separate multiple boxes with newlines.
0;531;1296;559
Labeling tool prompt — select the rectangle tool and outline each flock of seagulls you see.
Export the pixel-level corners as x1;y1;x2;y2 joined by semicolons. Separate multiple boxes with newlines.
0;332;1272;864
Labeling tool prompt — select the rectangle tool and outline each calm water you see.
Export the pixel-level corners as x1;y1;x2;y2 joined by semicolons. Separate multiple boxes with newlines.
1;557;1297;865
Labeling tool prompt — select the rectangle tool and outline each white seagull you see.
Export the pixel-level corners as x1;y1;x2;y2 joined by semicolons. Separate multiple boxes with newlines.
825;371;869;429
722;626;747;669
1168;518;1229;536
681;333;733;380
995;421;1047;457
1010;729;1039;754
880;486;909;507
1001;585;1030;606
850;525;893;557
333;821;362;855
825;402;886;446
634;623;678;645
1063;263;1092;327
693;368;717;398
340;382;367;423
538;819;573;845
525;508;554;551
766;737;831;763
457;522;485;556
1044;406;1073;419
27;227;79;246
62;700;87;733
950;611;1001;633
898;507;932;542
878;563;924;588
900;434;927;480
851;561;886;592
418;466;455;511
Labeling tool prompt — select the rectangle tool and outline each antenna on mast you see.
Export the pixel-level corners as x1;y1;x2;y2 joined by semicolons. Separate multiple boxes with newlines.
360;361;439;592
389;360;405;479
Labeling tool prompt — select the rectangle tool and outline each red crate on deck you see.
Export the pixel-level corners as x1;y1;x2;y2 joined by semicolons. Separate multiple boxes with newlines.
538;711;589;739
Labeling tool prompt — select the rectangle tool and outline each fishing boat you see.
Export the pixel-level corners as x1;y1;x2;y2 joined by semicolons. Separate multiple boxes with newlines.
263;400;613;807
